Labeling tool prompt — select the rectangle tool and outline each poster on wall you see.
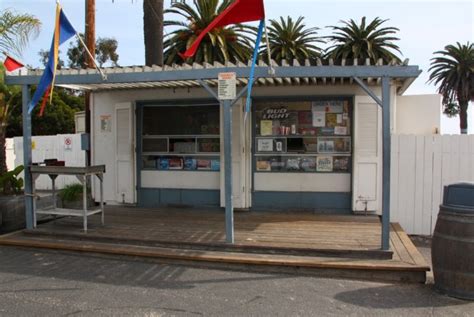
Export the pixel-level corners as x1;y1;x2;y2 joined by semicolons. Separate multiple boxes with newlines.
317;156;333;172
334;126;348;135
100;115;112;132
312;101;344;113
312;111;326;127
260;120;273;136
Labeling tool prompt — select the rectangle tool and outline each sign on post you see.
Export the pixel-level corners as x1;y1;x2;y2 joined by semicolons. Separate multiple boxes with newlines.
218;72;237;100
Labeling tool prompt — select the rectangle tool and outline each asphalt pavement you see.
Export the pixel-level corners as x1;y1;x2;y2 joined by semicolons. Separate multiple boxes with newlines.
0;245;472;317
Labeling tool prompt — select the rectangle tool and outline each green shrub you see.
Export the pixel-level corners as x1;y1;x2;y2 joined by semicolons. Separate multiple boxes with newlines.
59;183;84;202
0;165;24;195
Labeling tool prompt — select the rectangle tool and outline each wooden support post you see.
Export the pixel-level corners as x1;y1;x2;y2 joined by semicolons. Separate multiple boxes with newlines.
223;99;234;244
381;76;391;251
85;0;95;166
21;85;34;229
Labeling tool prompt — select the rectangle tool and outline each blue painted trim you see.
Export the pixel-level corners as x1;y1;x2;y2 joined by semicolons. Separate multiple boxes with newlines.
6;66;422;86
252;192;351;213
353;77;383;106
139;188;220;208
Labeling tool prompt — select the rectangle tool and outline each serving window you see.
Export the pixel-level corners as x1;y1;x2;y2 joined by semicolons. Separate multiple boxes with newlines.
254;99;352;173
141;104;221;172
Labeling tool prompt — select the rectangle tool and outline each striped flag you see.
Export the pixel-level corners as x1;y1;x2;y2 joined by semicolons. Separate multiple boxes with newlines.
28;3;76;114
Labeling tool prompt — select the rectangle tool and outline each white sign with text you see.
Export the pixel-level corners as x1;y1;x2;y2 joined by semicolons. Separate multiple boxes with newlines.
218;72;237;100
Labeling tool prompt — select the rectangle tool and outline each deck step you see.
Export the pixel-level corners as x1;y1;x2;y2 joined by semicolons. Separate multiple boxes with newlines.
0;232;428;283
22;229;393;260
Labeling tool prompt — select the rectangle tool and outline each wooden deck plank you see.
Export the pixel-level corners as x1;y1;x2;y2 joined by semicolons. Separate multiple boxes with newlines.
391;223;429;267
18;208;421;257
0;207;429;282
0;234;428;272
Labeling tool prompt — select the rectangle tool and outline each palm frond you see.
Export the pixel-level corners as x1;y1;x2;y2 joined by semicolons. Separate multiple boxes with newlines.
0;9;41;58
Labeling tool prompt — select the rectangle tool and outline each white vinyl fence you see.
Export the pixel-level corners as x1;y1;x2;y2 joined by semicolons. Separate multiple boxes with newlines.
9;134;85;190
6;138;15;171
391;134;474;235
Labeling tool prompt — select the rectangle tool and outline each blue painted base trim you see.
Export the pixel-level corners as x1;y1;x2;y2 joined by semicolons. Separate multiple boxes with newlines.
139;188;220;208
252;191;352;214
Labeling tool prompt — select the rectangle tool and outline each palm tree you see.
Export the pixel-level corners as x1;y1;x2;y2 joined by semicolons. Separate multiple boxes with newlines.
0;9;41;58
325;16;402;64
263;16;323;65
163;0;255;65
0;10;41;175
429;42;474;134
143;0;164;66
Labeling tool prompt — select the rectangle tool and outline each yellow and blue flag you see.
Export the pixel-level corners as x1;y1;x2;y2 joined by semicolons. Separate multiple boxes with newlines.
28;4;76;114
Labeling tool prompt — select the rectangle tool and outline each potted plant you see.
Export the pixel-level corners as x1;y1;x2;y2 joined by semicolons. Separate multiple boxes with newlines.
59;183;94;209
0;166;25;234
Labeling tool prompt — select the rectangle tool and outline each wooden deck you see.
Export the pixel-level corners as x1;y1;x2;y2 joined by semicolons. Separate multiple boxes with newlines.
0;206;429;283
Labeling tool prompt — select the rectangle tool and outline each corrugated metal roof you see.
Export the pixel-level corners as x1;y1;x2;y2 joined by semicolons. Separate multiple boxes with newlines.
6;58;419;94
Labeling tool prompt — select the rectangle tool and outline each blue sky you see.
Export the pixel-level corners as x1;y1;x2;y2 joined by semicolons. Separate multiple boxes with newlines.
3;0;473;133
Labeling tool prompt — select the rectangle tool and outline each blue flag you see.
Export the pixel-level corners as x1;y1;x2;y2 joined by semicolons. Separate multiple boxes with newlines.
246;19;265;113
28;4;76;114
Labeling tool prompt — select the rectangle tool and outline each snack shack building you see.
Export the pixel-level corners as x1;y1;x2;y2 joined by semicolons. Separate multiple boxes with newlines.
8;59;427;249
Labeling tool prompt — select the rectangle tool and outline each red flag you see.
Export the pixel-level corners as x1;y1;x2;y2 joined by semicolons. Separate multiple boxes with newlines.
38;86;52;117
3;54;24;72
180;0;265;59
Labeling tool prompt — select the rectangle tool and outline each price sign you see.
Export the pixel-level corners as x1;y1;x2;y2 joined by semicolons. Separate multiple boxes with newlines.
218;72;236;100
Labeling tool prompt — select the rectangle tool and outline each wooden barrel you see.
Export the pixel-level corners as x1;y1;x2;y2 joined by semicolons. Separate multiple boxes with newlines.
432;205;474;300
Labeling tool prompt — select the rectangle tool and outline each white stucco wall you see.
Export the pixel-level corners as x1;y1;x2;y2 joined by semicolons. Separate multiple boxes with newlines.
395;94;441;135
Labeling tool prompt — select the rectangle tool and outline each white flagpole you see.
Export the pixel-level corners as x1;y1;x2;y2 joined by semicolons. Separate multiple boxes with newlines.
75;33;107;80
263;20;275;76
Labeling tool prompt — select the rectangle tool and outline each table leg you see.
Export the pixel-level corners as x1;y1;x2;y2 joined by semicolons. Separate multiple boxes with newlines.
51;175;57;219
32;175;37;229
52;177;56;209
83;175;87;233
100;174;104;226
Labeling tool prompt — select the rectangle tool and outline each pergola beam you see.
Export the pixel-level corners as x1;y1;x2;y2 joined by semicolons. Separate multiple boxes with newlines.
6;66;422;86
352;77;383;107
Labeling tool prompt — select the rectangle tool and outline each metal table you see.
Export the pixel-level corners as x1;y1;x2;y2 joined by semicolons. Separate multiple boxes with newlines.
30;165;106;232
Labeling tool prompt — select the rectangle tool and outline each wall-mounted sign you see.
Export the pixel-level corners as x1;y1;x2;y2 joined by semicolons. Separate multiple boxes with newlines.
64;137;73;151
262;107;290;120
218;72;236;100
100;115;112;132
